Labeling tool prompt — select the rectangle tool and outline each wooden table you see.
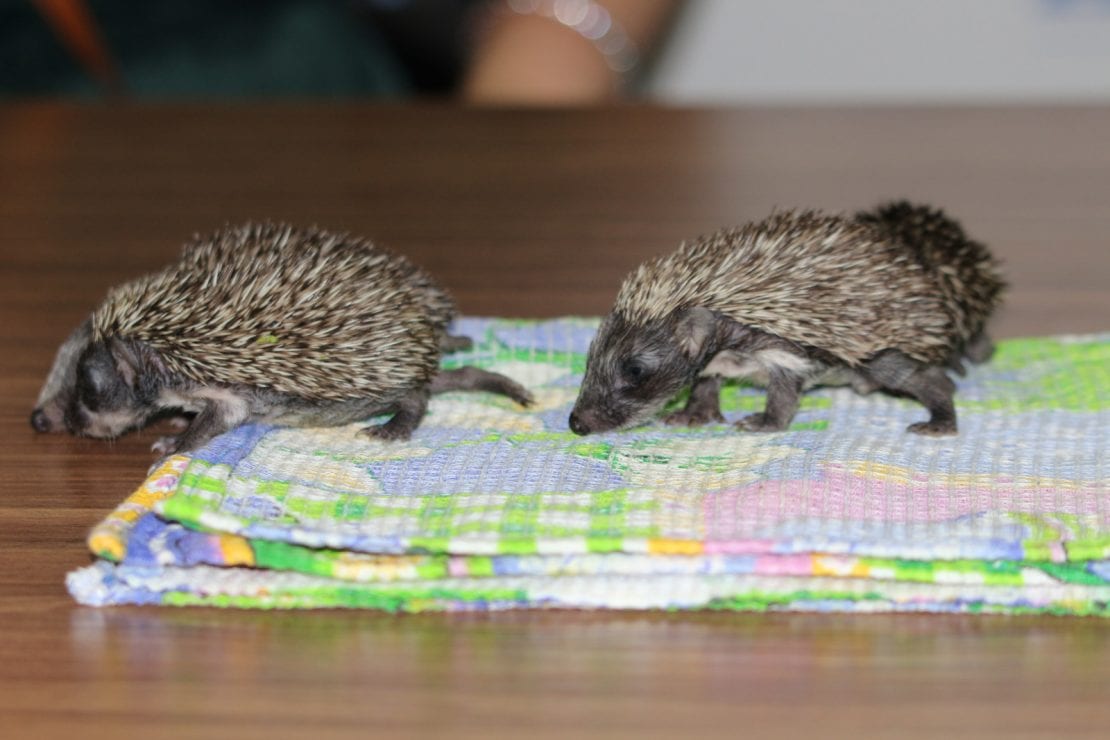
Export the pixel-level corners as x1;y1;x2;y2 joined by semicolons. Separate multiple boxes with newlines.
1;105;1108;739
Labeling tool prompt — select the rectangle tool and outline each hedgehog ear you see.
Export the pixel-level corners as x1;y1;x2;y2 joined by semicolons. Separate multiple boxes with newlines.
675;307;716;360
109;338;171;389
107;338;141;389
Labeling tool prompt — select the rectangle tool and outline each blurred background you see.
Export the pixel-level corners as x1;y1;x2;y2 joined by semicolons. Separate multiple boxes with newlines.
3;0;1109;336
3;0;1109;105
655;0;1110;104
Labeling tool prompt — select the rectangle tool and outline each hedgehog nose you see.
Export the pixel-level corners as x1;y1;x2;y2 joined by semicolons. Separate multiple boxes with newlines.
30;408;52;433
568;412;591;436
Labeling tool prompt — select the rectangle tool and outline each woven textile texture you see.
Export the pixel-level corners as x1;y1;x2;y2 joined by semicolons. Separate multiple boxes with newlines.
68;318;1110;614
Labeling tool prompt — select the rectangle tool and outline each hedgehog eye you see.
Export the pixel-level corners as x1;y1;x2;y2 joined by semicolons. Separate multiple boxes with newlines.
621;359;649;384
79;365;106;410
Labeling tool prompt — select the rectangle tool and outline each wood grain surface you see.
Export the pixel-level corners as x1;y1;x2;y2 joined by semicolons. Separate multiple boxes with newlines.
1;104;1108;739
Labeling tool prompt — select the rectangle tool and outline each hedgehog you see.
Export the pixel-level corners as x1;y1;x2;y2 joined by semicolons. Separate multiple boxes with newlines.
48;222;532;455
568;201;1005;437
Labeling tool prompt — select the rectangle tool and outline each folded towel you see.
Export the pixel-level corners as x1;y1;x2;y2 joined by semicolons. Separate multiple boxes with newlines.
68;318;1110;615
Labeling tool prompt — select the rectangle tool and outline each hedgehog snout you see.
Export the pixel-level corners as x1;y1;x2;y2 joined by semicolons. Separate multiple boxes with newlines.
568;411;592;436
568;403;622;436
31;397;71;433
30;407;54;433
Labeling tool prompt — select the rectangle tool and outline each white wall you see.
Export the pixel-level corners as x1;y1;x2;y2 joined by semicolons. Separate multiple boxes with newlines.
650;0;1110;103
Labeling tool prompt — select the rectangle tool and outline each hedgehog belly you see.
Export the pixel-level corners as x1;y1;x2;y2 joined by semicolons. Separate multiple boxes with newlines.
700;345;871;393
254;391;411;428
702;347;822;386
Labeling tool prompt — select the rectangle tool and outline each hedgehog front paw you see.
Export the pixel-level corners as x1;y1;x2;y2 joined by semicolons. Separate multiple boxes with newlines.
663;408;724;427
734;413;788;432
151;435;181;456
359;423;414;442
147;437;180;475
907;420;957;436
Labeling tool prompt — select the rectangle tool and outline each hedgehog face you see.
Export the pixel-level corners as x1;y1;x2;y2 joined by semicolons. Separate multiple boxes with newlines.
569;311;711;435
65;340;155;440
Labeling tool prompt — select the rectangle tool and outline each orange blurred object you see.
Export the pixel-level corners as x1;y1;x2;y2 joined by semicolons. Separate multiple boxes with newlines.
32;0;122;93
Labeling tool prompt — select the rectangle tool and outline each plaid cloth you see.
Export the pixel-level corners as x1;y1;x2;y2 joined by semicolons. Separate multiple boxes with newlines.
68;318;1110;614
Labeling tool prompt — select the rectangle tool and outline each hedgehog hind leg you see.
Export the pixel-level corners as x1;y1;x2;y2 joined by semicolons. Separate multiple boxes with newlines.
664;375;724;427
361;388;429;442
430;367;533;406
863;350;957;436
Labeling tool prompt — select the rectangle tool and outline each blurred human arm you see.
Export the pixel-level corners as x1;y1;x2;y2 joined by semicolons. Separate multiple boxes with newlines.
463;0;681;104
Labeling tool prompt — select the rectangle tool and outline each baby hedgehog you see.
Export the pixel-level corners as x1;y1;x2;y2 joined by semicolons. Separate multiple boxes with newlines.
569;201;1004;437
44;223;532;455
